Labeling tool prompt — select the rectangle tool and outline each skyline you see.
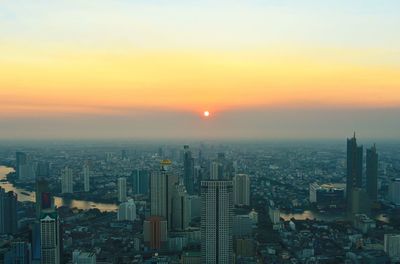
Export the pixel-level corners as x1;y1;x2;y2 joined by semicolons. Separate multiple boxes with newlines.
1;1;400;139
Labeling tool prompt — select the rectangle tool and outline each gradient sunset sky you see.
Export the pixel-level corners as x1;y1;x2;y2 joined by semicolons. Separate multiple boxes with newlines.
1;1;400;139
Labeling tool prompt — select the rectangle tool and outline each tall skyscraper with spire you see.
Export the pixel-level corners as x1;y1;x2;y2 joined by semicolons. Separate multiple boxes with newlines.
201;180;233;263
346;133;363;210
366;144;378;202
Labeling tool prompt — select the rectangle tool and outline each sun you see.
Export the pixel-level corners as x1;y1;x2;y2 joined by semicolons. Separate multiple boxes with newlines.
203;111;210;117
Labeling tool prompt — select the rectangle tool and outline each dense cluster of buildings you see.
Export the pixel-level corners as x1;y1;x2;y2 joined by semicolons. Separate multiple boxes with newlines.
0;134;399;263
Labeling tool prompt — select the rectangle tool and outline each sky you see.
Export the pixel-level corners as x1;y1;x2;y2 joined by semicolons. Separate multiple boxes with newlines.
1;1;399;140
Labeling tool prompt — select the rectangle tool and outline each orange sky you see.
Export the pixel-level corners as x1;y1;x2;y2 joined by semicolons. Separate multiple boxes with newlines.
1;46;400;117
1;1;400;119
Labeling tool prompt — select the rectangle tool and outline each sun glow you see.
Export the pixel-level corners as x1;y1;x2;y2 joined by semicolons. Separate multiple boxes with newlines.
204;111;210;117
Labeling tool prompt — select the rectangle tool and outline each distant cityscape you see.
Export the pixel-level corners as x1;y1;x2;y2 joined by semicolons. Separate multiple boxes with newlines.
0;135;400;263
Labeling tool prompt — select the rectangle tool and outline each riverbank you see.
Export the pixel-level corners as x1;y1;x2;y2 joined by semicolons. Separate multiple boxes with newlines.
0;165;117;212
5;166;118;205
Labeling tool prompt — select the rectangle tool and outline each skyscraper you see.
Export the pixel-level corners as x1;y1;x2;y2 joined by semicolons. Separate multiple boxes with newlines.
210;161;223;180
389;178;400;206
171;183;191;231
150;160;178;228
117;199;137;221
117;177;127;203
16;152;35;180
36;161;50;179
143;216;168;250
61;167;73;194
132;169;149;195
366;144;378;202
0;187;18;234
40;210;60;264
3;241;32;264
36;162;52;219
35;177;53;219
233;174;250;207
16;151;27;179
83;162;90;192
183;145;195;195
201;180;233;264
346;133;363;211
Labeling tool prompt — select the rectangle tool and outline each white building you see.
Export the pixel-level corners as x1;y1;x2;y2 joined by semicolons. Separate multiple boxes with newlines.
201;180;233;264
117;177;127;203
83;162;90;192
389;178;400;206
40;211;60;264
117;199;137;221
61;167;73;194
233;174;250;207
384;234;400;261
72;250;96;264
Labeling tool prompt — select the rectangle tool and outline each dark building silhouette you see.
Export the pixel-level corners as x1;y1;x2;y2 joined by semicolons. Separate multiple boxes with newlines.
366;144;378;202
36;161;50;179
35;162;54;219
183;145;195;194
3;241;32;264
132;169;150;195
0;187;18;234
16;151;27;179
346;133;363;211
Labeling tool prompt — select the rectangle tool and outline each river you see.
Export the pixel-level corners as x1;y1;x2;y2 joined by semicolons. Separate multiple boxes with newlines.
0;166;117;212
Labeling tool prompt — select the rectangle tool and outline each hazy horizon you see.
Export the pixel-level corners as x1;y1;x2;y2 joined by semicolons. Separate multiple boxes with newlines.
1;107;399;140
1;1;399;140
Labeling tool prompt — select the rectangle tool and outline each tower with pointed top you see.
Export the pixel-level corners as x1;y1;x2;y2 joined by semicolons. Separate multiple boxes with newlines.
346;133;363;211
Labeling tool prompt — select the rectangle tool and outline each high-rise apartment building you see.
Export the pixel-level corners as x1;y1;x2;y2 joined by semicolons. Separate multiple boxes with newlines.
132;169;150;195
61;167;73;194
0;187;18;234
389;178;400;206
233;174;250;207
117;199;137;221
150;160;178;228
171;183;191;231
117;177;127;203
201;180;233;264
143;216;168;250
40;211;60;264
83;162;90;192
183;145;195;195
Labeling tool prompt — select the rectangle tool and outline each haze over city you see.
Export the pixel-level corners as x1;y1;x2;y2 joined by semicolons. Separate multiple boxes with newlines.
1;1;400;139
